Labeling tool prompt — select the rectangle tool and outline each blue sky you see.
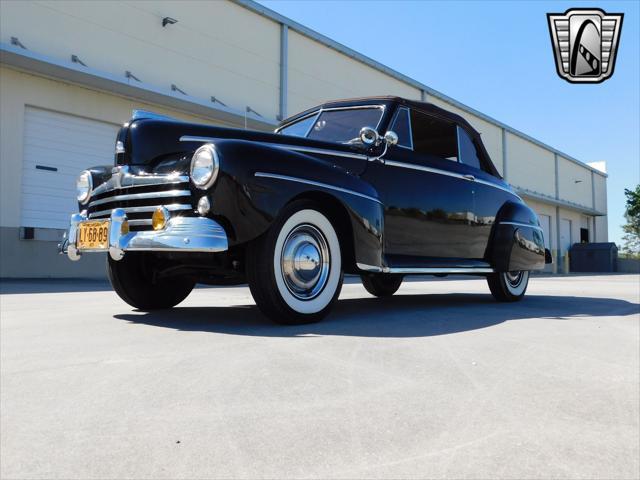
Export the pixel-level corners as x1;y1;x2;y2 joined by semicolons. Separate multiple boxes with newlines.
259;0;640;246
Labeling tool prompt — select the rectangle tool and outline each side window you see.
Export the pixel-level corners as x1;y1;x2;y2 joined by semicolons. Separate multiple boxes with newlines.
389;107;412;149
409;110;458;161
278;114;317;137
457;127;484;171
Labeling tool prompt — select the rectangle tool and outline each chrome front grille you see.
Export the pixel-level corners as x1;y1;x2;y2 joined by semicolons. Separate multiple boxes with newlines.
86;170;193;230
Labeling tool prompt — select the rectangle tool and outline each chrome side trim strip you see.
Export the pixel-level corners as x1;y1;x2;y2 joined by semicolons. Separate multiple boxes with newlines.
384;159;463;181
89;190;191;208
254;172;382;204
180;135;370;161
276;144;369;160
474;178;521;198
356;263;383;272
383;267;494;274
88;203;192;219
499;221;543;231
384;160;520;198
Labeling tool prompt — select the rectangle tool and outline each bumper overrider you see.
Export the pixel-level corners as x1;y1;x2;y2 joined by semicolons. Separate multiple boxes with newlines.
60;208;228;261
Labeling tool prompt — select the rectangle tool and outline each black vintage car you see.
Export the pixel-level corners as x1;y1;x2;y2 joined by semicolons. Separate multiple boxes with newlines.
62;96;551;324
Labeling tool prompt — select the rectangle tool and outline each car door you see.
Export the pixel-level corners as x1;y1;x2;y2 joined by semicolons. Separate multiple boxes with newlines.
362;107;476;264
455;126;520;259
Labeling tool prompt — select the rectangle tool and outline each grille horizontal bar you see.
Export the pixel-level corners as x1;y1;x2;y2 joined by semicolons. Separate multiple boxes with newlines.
128;219;152;226
91;173;189;197
88;203;192;219
89;190;191;208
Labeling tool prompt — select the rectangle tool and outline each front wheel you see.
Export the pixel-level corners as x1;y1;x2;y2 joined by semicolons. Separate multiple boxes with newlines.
246;200;343;325
487;270;530;302
107;253;195;310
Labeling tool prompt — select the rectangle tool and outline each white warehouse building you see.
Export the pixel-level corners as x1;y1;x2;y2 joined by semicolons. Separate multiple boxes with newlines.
0;0;607;278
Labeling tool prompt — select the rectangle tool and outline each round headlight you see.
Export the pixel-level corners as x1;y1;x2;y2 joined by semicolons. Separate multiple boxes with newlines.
190;143;219;189
76;171;92;204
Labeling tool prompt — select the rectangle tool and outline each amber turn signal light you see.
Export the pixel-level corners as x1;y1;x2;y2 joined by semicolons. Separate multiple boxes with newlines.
152;207;169;231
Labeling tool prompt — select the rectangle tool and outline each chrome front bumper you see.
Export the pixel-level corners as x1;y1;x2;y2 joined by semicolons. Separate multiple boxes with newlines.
60;208;228;261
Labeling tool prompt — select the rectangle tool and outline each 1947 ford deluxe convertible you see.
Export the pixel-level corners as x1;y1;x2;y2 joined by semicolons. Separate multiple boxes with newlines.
61;96;551;324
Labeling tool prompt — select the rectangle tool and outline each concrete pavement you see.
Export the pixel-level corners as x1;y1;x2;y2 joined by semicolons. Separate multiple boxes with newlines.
1;274;639;479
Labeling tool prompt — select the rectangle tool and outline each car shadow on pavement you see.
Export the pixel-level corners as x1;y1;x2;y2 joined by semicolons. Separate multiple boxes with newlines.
113;293;640;338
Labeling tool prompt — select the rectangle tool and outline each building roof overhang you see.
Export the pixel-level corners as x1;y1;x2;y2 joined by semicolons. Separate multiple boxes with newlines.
516;188;606;216
0;42;277;131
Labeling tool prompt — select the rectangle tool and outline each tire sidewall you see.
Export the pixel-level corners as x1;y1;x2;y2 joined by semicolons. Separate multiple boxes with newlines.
271;208;342;316
107;253;194;310
361;273;403;297
502;270;529;297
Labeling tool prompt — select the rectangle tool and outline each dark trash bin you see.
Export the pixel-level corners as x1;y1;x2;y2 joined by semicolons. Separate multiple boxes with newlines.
569;242;618;272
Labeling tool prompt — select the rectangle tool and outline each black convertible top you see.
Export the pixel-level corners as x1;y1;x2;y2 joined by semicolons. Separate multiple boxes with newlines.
283;96;478;135
280;96;501;178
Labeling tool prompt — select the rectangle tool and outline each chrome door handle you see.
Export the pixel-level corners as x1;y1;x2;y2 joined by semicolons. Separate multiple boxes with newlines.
463;174;476;181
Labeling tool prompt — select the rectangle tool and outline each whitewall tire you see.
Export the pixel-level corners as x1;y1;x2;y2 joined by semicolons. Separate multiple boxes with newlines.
246;200;343;324
487;270;530;302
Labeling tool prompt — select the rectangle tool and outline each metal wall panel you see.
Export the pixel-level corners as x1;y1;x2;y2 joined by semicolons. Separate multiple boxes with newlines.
558;155;592;207
506;132;556;197
0;0;281;119
286;30;421;115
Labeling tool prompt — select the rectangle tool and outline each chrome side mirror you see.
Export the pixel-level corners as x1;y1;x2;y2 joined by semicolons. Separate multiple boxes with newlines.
359;126;380;146
384;131;399;146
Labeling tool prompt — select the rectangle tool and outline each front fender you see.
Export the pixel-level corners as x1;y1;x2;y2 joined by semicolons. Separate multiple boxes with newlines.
206;141;384;269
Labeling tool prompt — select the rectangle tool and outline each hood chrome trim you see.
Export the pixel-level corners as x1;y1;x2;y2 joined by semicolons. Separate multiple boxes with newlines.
180;136;370;161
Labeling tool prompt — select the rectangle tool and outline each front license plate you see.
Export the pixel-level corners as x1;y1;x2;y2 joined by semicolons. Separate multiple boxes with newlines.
77;220;110;250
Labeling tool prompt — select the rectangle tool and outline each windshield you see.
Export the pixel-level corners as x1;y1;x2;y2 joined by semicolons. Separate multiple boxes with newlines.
278;107;384;143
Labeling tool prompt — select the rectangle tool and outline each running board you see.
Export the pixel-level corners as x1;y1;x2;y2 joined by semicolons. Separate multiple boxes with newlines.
357;263;494;274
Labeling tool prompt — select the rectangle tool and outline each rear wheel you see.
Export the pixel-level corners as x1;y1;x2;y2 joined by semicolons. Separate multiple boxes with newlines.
246;200;343;325
361;273;403;297
107;253;195;310
487;270;529;302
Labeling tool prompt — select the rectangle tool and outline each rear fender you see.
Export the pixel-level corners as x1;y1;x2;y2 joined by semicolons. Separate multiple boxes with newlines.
488;201;546;272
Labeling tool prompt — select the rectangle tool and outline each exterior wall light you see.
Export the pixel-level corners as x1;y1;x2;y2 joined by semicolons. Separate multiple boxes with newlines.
171;84;187;95
71;55;87;66
162;17;178;27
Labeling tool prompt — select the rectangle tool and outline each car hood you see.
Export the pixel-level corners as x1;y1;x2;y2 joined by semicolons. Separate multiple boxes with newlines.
117;118;370;176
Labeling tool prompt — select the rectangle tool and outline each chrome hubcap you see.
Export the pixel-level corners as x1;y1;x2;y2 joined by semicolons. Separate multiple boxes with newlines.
505;271;524;288
281;224;330;300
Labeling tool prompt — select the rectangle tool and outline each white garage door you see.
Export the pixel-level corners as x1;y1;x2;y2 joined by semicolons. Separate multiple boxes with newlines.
21;108;119;229
560;218;572;254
